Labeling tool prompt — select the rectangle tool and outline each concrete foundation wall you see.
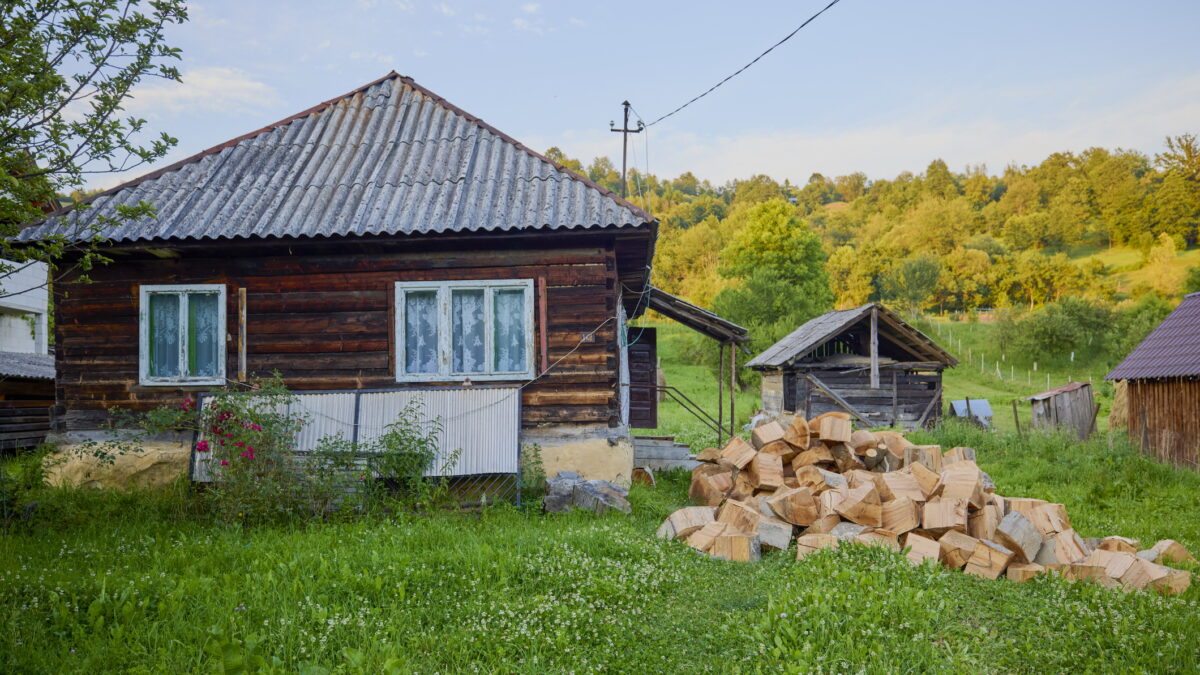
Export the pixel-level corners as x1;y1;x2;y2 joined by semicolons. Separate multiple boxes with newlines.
521;424;633;487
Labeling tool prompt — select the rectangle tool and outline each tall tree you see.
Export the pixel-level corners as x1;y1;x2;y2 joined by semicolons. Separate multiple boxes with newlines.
1;0;188;295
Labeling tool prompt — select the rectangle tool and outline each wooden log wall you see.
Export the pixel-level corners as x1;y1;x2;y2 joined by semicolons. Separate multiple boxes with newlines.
1127;377;1200;470
784;367;942;428
0;377;54;450
53;234;630;432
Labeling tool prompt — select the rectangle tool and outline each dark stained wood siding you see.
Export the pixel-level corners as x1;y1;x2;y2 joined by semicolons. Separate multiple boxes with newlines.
1126;377;1200;470
53;232;638;432
627;327;657;428
784;367;943;429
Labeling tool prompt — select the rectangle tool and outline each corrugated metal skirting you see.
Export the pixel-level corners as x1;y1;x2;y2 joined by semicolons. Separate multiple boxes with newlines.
192;387;519;481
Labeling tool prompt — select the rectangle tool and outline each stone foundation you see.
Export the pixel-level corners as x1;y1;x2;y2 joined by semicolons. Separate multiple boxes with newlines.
521;425;633;487
42;431;190;490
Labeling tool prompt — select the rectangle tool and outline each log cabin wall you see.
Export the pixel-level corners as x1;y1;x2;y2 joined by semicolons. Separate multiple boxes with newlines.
52;232;628;433
1126;377;1200;470
783;366;943;429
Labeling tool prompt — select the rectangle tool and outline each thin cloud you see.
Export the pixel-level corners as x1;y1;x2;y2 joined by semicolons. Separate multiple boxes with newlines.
521;3;539;13
122;67;280;118
435;2;455;16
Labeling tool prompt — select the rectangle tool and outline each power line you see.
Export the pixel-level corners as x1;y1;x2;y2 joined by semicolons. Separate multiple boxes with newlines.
642;0;842;127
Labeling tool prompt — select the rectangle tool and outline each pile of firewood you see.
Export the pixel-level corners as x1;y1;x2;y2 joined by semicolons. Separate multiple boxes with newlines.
656;412;1194;594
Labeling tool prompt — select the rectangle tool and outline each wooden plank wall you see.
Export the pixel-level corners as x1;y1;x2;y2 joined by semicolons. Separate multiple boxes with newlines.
1127;378;1200;470
53;235;624;432
0;377;54;450
785;367;942;428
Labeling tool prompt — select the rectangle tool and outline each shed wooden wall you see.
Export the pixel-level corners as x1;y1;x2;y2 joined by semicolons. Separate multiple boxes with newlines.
53;233;629;433
783;367;942;429
1126;377;1200;469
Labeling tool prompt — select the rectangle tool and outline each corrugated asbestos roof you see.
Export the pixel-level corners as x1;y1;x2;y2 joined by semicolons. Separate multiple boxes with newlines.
0;352;54;380
647;287;750;346
19;72;652;244
745;302;956;369
1106;293;1200;380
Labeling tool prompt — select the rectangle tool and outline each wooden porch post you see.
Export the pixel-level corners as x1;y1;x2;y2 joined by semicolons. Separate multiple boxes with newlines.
717;342;725;447
729;342;736;435
869;306;879;389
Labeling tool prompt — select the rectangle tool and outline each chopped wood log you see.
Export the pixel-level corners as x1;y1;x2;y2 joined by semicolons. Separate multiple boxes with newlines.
689;468;732;506
942;446;977;465
752;421;787;450
808;411;850;433
1005;497;1049;520
754;516;794;551
922;498;969;536
784;415;811;450
632;467;655;486
710;533;761;562
684;522;728;552
759;439;798;462
1006;562;1045;583
693;447;722;463
1084;548;1139;579
854;530;901;552
1147;539;1195;565
936;461;986;510
1097;536;1139;554
845;469;895;502
717;499;762;534
880;471;926;503
833;448;866;474
987;493;1007;514
766;486;820;527
1046;563;1107;583
747;452;784;490
903;445;944;473
719;437;757;469
753;495;778;518
1034;529;1090;566
881;497;921;534
731;471;755;501
938;530;980;569
835;483;882;527
803;513;843;534
968;503;1001;542
904;533;943;566
795;533;838;560
1153;568;1192;595
829;522;873;541
655;506;716;540
909;462;941;499
792;444;837;469
817;416;852;444
964;539;1015;579
874;430;914;459
1029;503;1071;538
993;511;1043;563
849;429;881;455
793;465;848;496
1118;557;1170;590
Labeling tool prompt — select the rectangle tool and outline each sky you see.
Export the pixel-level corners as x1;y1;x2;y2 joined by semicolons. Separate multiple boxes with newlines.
90;0;1200;191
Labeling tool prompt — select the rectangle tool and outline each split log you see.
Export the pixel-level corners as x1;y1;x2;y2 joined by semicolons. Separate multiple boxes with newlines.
904;445;944;473
873;430;914;461
849;429;881;456
1029;503;1071;538
854;530;901;552
1006;562;1044;583
846;469;894;502
909;462;941;499
922;498;969;536
794;465;848;495
710;533;761;562
1084;548;1139;579
719;437;757;469
747;452;784;490
792;444;837;469
881;497;921;534
904;532;943;566
829;522;873;541
938;530;980;569
1146;539;1195;565
880;471;926;503
766;486;819;527
964;539;1016;579
752;421;787;450
716;499;762;534
817;416;852;444
753;495;778;519
655;506;716;540
936;461;986;510
693;447;722;463
754;516;794;551
689;467;732;506
942;446;976;465
1097;536;1139;554
1153;567;1192;595
835;483;882;528
968;503;1001;541
684;522;728;552
784;415;811;450
1005;497;1048;520
730;471;755;501
803;513;843;534
808;411;850;434
795;533;838;560
1118;557;1172;590
993;511;1043;563
1034;529;1090;566
759;439;798;463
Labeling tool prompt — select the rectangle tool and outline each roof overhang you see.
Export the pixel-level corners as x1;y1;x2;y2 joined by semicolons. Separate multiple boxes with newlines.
645;287;750;347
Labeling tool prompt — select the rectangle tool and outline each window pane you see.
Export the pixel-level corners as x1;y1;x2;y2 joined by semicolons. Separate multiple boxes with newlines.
404;291;438;374
148;293;180;377
188;293;220;378
452;289;485;373
493;289;527;373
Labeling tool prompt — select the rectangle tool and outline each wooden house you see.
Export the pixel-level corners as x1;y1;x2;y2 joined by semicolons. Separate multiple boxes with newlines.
745;303;956;429
16;72;713;486
1106;292;1200;469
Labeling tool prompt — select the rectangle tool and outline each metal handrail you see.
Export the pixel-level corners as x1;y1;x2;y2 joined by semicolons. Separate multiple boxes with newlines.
626;383;734;440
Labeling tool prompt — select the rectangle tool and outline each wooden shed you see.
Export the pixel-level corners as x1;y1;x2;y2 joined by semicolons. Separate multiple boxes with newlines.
1106;292;1200;469
1024;382;1096;440
745;303;956;429
17;72;664;486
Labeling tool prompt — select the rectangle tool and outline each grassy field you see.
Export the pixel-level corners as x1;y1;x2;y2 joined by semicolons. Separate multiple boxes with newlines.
1068;243;1200;294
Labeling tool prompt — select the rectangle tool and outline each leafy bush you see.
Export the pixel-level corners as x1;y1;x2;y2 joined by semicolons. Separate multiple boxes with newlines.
994;296;1114;364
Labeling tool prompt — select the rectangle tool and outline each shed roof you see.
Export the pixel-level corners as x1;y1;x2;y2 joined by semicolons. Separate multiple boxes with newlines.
0;352;54;380
646;287;750;346
745;303;956;369
1025;381;1090;401
1106;292;1200;380
18;72;653;244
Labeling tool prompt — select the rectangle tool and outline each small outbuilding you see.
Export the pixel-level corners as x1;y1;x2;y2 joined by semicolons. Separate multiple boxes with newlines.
1024;382;1096;440
745;303;956;429
1106;292;1200;469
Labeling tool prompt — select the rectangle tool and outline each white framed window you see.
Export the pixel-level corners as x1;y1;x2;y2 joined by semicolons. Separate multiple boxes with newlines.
395;279;535;382
138;284;227;386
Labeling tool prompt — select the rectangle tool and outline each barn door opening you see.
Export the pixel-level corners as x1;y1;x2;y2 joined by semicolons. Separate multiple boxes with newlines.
627;327;657;428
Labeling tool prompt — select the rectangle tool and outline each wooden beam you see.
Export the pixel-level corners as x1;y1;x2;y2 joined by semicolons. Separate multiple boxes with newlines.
870;306;879;389
891;371;898;426
537;276;549;373
729;342;736;435
237;287;247;382
916;381;944;429
804;373;873;427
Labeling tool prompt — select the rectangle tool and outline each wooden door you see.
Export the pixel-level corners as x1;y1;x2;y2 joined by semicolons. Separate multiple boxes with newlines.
627;327;657;428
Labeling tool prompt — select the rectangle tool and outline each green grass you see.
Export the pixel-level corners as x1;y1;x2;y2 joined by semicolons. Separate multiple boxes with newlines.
1068;243;1200;294
2;426;1199;673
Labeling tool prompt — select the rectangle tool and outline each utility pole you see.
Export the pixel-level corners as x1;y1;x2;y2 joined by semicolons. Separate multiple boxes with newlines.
610;101;643;198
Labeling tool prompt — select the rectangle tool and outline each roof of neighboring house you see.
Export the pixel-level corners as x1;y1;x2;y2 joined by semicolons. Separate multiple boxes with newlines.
1106;292;1200;380
745;302;957;369
0;352;54;380
1024;381;1091;401
646;287;750;346
18;72;653;244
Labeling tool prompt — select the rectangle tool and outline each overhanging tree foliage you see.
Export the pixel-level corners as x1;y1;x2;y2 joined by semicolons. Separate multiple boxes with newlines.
1;0;187;296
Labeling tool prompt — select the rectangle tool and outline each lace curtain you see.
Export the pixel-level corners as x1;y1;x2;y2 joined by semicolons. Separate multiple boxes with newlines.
149;293;180;377
404;291;439;374
493;289;526;373
188;293;219;377
452;289;485;373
